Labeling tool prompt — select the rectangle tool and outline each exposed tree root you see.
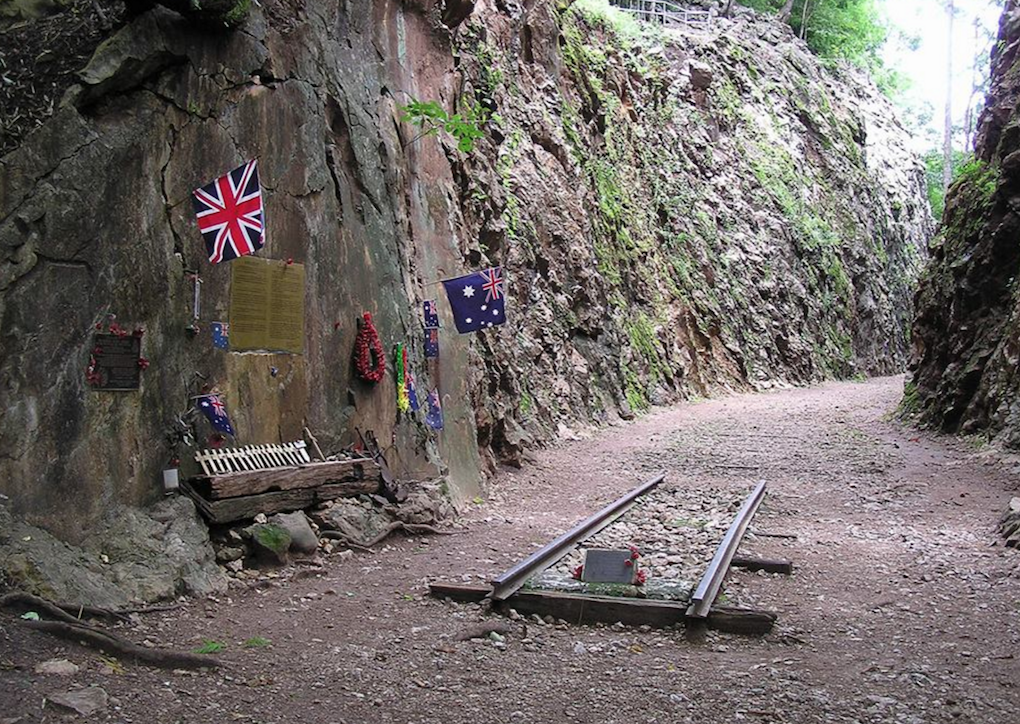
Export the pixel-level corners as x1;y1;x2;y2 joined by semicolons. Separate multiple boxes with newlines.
320;521;456;550
0;592;219;670
454;621;517;641
0;592;123;623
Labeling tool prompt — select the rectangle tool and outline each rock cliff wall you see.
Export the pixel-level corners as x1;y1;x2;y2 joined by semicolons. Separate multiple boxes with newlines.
909;1;1020;445
1;0;930;552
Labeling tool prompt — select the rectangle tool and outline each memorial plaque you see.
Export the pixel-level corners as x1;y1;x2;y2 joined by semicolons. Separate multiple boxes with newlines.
581;548;638;584
91;334;141;390
229;256;305;353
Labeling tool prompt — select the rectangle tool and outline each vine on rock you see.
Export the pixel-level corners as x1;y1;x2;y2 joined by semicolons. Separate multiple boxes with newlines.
353;312;386;383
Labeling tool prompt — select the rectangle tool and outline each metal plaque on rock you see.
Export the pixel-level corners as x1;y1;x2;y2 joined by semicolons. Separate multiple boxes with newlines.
581;548;638;584
91;334;141;390
229;256;305;353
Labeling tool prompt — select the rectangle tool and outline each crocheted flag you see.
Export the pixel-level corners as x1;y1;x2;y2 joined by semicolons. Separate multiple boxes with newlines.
425;388;443;430
441;267;506;334
192;159;265;264
406;368;420;412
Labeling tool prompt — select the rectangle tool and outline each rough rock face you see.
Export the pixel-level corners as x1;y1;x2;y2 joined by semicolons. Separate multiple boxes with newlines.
0;497;226;607
909;1;1020;444
1;0;929;590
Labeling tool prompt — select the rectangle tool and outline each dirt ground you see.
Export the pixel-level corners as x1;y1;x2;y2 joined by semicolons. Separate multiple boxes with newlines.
2;375;1019;723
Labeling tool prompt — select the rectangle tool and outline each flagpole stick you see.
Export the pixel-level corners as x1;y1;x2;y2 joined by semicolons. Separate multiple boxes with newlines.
423;274;461;287
423;267;507;287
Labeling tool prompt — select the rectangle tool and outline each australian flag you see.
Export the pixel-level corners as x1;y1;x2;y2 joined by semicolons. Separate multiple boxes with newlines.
425;388;443;430
423;300;440;329
211;322;229;350
197;394;236;436
424;327;439;358
192;159;265;264
406;369;420;412
441;267;506;334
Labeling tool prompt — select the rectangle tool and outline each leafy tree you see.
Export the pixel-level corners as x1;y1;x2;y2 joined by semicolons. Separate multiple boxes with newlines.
737;0;888;68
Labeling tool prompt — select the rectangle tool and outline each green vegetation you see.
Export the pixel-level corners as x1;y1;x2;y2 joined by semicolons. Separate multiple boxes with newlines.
737;1;893;79
194;640;226;654
940;157;999;243
222;0;252;26
899;379;921;416
399;98;489;152
243;636;271;648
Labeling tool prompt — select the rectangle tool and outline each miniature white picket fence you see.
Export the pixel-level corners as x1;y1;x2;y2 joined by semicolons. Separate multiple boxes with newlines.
195;441;312;476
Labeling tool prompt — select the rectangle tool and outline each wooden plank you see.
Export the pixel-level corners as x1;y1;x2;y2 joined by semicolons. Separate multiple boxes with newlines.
236;448;256;471
428;583;490;603
266;444;287;468
206;451;224;475
294;441;311;463
730;556;794;575
182;476;380;524
195;452;213;476
501;589;688;628
281;445;300;466
705;606;777;635
206;458;376;499
218;450;235;473
250;445;271;469
425;584;776;635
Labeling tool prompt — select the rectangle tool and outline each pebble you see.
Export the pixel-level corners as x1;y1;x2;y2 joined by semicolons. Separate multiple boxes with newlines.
34;659;78;676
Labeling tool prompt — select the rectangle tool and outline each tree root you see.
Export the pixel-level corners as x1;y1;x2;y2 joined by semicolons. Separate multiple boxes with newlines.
0;592;127;623
454;621;517;641
320;521;457;550
1;592;219;670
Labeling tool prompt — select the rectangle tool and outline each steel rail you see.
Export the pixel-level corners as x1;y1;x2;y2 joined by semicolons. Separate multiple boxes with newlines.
488;471;666;601
686;480;767;619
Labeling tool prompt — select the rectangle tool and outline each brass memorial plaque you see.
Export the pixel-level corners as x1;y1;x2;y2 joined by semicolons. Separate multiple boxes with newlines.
229;256;305;353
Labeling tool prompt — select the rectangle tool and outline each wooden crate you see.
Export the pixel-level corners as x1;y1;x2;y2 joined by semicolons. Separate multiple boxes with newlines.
182;442;381;524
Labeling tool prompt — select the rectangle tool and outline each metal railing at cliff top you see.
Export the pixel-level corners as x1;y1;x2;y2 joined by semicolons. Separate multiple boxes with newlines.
609;0;714;30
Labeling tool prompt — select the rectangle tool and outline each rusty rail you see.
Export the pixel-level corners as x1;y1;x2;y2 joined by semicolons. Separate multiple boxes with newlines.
686;480;767;619
488;471;666;601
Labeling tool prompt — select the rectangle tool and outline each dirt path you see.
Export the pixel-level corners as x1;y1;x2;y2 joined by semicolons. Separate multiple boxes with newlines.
2;376;1019;723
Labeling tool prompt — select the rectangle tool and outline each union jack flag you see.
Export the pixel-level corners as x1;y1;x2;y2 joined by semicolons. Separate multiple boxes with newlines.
480;267;504;302
192;159;265;264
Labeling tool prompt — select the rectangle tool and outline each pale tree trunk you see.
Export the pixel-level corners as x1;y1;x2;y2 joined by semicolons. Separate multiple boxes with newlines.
963;16;981;152
723;0;735;17
800;0;810;39
777;0;796;22
943;0;955;191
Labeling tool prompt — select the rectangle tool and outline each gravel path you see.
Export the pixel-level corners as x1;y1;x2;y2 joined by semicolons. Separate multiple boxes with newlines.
2;375;1019;723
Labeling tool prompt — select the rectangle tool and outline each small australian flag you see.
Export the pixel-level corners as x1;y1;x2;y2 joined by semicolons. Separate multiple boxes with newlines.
424;327;439;358
406;370;420;412
423;300;440;329
211;322;229;350
441;267;506;334
197;394;236;436
425;388;443;430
